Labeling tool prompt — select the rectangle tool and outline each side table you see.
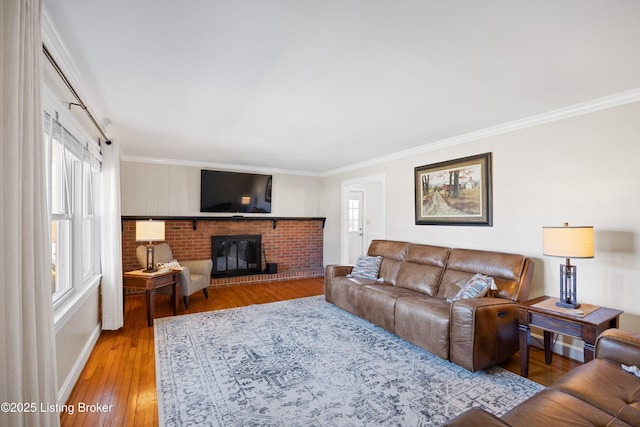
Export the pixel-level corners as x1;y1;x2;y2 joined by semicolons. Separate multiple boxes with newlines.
518;295;622;378
123;269;181;326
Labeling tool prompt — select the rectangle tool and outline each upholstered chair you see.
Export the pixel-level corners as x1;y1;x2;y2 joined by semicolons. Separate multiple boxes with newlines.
136;243;212;309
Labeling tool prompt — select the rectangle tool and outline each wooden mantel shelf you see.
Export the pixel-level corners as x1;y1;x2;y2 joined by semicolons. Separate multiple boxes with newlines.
121;215;326;230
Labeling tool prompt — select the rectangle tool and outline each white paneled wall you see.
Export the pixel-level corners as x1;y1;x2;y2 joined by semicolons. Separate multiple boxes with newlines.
120;162;322;217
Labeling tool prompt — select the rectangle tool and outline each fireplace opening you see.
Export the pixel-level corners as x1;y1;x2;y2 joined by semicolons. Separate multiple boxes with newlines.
211;235;262;277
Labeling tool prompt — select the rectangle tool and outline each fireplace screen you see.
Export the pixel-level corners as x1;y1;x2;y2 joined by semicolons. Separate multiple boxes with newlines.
211;235;262;277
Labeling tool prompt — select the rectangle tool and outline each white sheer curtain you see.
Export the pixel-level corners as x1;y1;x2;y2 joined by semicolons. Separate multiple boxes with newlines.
1;0;60;426
100;140;124;330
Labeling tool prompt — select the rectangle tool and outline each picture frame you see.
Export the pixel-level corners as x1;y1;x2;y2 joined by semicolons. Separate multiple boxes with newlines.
414;152;492;226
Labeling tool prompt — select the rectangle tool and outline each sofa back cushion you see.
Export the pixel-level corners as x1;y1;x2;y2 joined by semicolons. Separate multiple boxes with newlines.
395;244;450;296
367;240;410;285
436;248;529;301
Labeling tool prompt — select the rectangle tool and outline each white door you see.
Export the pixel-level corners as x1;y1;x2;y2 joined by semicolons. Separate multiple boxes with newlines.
347;191;364;264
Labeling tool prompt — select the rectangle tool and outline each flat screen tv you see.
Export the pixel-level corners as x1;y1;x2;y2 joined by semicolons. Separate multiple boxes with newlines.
200;170;272;213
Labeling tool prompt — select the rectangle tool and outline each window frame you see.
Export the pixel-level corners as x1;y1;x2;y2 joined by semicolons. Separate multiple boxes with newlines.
44;108;102;313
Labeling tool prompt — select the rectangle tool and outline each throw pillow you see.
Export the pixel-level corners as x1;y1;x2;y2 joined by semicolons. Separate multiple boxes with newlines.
448;273;496;302
347;255;384;282
157;259;181;269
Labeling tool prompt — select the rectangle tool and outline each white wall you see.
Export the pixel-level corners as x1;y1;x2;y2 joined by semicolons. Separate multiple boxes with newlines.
120;161;323;217
322;100;640;339
55;286;101;404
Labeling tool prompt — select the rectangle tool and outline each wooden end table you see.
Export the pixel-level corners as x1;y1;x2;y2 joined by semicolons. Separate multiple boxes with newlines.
518;295;622;377
123;269;181;326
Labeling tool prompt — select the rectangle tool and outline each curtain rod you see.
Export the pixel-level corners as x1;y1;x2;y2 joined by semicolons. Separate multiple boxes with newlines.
42;44;110;144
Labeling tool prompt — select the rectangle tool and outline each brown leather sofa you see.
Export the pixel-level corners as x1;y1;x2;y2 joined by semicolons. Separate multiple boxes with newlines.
324;239;534;372
444;328;640;426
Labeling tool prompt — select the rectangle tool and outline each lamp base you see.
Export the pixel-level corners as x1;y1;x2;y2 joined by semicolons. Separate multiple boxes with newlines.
557;263;580;309
143;244;157;273
556;300;581;309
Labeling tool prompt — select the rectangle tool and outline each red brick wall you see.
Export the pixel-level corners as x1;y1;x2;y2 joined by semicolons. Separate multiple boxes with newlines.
121;218;324;275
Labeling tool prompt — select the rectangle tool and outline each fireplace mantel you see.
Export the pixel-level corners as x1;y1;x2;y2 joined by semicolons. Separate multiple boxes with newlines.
121;216;326;230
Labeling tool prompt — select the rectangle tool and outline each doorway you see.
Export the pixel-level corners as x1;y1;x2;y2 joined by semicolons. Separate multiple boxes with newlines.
341;174;385;265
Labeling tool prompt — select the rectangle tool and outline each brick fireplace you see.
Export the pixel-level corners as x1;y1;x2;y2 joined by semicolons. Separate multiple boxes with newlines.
121;217;325;287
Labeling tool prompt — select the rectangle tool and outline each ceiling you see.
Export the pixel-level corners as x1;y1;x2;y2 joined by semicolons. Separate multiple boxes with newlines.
43;1;640;175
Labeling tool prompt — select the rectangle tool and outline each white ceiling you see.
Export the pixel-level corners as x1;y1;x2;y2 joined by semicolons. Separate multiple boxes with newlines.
43;1;640;174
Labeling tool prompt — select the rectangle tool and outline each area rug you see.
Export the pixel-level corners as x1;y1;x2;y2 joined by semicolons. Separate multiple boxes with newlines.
155;296;544;426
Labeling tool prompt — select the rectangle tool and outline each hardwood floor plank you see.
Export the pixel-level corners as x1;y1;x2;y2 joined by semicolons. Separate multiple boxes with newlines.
60;278;575;426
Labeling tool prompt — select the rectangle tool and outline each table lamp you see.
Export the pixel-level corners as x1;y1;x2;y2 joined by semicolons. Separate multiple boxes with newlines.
136;220;165;272
542;223;594;309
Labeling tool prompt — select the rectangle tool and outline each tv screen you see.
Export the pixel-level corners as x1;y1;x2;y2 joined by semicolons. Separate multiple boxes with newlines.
200;170;272;213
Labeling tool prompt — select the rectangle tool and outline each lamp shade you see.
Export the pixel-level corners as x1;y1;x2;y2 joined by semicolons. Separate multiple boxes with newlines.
542;225;594;258
136;220;165;242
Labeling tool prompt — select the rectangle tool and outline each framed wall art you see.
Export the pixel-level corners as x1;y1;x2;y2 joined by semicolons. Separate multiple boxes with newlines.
414;152;492;226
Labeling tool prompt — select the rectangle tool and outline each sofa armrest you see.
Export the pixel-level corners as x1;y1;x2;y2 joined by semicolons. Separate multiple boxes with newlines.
449;298;520;372
595;328;640;367
181;259;213;278
324;264;354;302
325;264;354;278
444;408;511;426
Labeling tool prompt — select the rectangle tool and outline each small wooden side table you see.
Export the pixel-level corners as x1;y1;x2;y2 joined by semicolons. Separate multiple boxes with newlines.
518;295;622;378
123;269;181;326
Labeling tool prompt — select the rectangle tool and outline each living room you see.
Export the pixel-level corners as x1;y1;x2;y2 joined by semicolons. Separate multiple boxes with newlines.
3;1;640;426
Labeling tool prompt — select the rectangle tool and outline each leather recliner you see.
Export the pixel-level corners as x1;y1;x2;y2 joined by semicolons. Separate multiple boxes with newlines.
445;329;640;426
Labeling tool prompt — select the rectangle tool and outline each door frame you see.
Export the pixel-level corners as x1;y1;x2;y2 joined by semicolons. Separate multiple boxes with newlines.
340;174;386;265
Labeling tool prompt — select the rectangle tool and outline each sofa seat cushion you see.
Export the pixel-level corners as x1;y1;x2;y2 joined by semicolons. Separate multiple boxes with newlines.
502;389;634;426
329;276;380;315
395;297;451;360
354;284;423;333
551;359;640;426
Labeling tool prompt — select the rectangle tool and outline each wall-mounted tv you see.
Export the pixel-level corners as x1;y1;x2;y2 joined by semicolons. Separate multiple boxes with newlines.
200;170;272;213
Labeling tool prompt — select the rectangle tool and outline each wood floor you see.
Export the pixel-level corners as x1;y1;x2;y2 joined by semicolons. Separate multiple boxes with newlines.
60;278;579;426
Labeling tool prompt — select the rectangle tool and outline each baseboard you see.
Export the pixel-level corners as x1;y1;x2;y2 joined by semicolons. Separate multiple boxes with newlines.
530;331;584;363
57;323;102;406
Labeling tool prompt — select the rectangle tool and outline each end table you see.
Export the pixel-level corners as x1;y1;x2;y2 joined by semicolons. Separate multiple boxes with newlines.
518;296;622;377
123;269;181;326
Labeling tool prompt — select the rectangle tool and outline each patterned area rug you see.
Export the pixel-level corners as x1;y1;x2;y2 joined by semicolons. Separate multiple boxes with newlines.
155;296;544;426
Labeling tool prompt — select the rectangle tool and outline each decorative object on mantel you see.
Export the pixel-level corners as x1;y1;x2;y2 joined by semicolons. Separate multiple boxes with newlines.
136;219;165;272
542;222;594;309
414;152;492;226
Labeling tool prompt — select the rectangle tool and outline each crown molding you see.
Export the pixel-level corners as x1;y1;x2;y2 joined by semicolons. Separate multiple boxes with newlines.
120;154;323;177
322;88;640;177
124;87;640;179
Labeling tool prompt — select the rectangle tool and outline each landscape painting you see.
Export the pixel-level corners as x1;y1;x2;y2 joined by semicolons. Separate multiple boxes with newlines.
414;152;492;226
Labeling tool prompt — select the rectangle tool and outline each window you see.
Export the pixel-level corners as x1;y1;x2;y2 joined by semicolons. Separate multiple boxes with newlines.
44;112;102;307
348;198;360;233
50;136;74;300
